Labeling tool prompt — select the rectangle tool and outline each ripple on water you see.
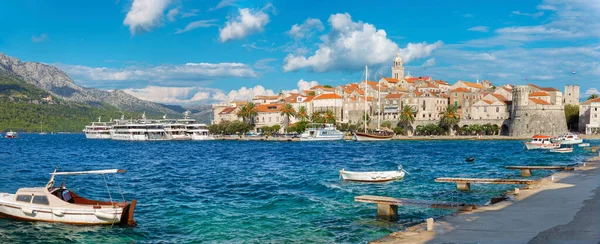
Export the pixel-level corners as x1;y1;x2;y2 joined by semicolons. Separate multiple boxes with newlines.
0;135;596;242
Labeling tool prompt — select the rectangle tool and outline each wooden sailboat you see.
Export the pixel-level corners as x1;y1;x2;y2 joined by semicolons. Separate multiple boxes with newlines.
353;66;394;141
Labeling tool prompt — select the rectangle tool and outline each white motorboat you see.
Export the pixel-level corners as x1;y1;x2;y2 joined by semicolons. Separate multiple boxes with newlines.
524;135;560;150
550;148;573;153
5;130;18;139
579;143;590;147
0;168;136;226
552;133;584;145
186;123;215;140
163;122;191;140
84;117;112;139
340;166;407;182
300;123;344;141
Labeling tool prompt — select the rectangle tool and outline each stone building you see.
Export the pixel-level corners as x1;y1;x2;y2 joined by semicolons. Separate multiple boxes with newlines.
563;85;580;105
508;86;568;136
254;104;285;133
212;101;247;124
391;52;404;80
312;93;344;122
579;97;600;134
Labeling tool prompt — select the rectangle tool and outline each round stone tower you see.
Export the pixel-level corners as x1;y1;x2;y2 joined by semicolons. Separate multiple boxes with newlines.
509;85;567;136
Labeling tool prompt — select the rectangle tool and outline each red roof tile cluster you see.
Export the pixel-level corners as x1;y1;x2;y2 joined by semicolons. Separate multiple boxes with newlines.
450;87;470;93
581;97;600;105
382;77;399;83
219;107;237;115
314;93;342;100
529;91;550;97
385;93;404;99
529;98;551;105
256;104;284;113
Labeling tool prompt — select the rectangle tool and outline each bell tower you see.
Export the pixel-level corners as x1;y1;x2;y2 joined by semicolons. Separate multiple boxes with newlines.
392;52;404;80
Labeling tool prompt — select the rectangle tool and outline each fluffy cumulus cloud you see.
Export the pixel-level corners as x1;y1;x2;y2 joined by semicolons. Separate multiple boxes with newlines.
219;5;272;42
123;0;172;35
175;20;219;34
58;62;257;89
585;88;600;96
123;86;218;104
212;85;276;102
287;18;324;39
297;79;319;91
283;13;441;73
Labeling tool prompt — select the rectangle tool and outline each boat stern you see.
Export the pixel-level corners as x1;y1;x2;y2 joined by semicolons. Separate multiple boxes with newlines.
119;199;137;226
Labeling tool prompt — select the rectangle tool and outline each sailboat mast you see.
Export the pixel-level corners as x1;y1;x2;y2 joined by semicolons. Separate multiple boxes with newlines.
378;76;381;130
364;66;368;133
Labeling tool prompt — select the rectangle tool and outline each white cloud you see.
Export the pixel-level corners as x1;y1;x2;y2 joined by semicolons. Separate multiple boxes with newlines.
585;88;600;96
467;26;489;32
58;62;257;88
421;58;436;68
123;0;172;35
123;86;216;104
209;0;237;11
297;79;319;91
219;5;272;42
469;53;496;61
399;41;443;64
166;8;179;22
212;85;276;102
287;18;324;39
175;19;218;34
511;11;544;18
32;34;47;43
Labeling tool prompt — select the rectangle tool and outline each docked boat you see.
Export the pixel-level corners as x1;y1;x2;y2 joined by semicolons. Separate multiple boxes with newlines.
0;168;136;226
39;122;47;135
340;166;407;182
353;66;393;141
163;122;191;140
524;135;560;150
579;143;590;147
84;118;112;139
353;130;394;141
550;148;573;153
300;123;344;141
5;130;18;139
551;133;584;145
186;123;215;140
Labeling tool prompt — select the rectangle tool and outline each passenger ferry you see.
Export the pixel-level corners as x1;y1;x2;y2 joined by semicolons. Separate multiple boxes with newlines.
163;121;190;140
300;123;345;141
110;114;168;141
83;118;112;139
186;123;214;140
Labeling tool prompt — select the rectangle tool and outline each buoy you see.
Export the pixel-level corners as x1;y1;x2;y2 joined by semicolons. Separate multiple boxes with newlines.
466;157;475;162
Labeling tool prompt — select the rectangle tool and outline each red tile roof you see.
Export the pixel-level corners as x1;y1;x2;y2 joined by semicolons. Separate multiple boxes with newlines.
491;94;508;101
529;91;550;97
450;87;470;93
219;107;237;115
382;77;399;83
314;93;342;100
482;100;494;105
461;81;484;89
541;87;559;92
434;80;449;85
256;104;284;113
581;97;600;105
529;98;551;105
385;93;404;99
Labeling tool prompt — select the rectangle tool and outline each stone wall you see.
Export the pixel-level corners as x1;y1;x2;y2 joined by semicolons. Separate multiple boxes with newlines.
509;105;568;136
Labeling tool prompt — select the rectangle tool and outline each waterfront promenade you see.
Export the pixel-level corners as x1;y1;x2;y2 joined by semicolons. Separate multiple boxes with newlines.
373;155;600;243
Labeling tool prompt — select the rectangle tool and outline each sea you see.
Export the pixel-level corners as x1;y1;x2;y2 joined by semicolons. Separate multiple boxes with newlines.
0;135;594;243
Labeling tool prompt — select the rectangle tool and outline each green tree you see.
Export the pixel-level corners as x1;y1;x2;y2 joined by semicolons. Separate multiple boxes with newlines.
393;126;404;135
323;85;333;88
324;110;336;124
311;111;324;123
564;104;579;131
587;94;599;101
439;105;460;135
280;103;297;132
381;120;392;129
236;102;258;128
296;106;309;122
398;105;415;135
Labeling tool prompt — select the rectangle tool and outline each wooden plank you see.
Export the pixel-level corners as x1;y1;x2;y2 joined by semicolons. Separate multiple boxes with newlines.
505;166;574;170
354;195;475;211
434;177;540;185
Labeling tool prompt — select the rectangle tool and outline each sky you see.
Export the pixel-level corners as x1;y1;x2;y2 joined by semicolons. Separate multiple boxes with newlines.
1;0;599;104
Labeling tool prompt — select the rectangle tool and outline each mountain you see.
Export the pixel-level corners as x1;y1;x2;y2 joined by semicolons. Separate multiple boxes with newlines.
0;53;186;117
183;104;214;124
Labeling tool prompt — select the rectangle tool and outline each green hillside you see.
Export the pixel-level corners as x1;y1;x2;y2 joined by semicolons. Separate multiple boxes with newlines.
0;72;133;132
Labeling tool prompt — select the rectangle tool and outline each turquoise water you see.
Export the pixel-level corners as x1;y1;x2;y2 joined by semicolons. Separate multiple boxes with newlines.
0;135;594;243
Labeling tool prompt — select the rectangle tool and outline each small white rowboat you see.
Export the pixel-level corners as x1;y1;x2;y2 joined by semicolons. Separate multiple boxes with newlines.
578;143;590;147
340;166;407;182
550;148;573;153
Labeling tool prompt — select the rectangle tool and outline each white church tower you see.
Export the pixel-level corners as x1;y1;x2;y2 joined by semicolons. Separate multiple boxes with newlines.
392;52;404;80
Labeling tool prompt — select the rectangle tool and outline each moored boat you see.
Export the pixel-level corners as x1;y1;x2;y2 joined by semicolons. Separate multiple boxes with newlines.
549;148;573;153
5;130;18;139
579;143;590;147
186;123;215;140
353;131;394;141
340;166;407;182
0;168;136;226
524;135;560;150
551;133;584;145
84;117;112;139
300;123;344;141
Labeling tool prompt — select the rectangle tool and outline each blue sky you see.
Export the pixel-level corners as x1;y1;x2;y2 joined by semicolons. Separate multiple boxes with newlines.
1;0;599;104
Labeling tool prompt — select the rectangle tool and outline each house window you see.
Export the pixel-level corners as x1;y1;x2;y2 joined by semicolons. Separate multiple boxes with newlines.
496;107;499;112
455;93;458;97
484;107;487;112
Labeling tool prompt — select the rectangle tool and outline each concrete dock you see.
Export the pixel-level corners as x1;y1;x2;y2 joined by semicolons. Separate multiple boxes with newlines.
372;156;600;243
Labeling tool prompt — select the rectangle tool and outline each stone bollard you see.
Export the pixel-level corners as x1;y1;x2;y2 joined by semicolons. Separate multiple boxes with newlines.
426;218;434;232
514;188;520;195
551;175;555;181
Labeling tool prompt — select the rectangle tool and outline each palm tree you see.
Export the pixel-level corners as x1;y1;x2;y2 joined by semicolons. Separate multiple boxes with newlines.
311;111;323;123
280;103;297;132
237;102;257;128
324;110;336;124
399;105;415;136
439;105;460;135
297;106;309;122
588;94;599;101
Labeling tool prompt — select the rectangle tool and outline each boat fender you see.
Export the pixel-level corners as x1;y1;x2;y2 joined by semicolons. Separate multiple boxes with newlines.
94;210;118;220
21;207;34;215
52;209;65;216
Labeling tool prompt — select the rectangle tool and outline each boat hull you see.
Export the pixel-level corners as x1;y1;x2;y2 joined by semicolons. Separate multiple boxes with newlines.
340;170;405;182
557;139;584;145
190;134;216;140
0;195;135;225
300;134;344;141
353;132;393;141
525;142;560;150
550;148;573;153
85;133;111;139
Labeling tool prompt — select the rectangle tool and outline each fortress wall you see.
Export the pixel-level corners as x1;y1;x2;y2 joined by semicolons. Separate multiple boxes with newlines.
509;105;568;137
